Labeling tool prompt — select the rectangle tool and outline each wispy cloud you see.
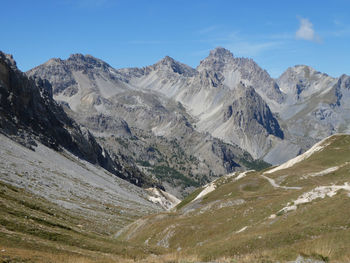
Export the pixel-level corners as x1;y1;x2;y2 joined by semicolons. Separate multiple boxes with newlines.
195;27;284;57
225;41;283;57
295;17;321;43
326;19;350;37
198;26;220;35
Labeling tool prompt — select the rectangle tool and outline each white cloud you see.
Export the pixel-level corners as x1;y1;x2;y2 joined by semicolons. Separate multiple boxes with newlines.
296;17;321;43
198;26;219;35
226;41;283;57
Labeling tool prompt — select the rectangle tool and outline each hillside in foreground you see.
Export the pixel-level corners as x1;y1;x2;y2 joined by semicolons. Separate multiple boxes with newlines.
117;134;350;262
1;135;349;263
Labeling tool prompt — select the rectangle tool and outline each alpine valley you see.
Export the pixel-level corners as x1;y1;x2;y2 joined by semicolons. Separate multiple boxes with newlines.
1;47;350;262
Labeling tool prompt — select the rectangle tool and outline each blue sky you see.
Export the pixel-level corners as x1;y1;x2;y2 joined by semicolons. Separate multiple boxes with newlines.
2;0;350;77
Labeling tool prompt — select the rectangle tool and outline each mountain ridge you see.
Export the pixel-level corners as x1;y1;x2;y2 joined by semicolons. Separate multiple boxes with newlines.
26;47;350;190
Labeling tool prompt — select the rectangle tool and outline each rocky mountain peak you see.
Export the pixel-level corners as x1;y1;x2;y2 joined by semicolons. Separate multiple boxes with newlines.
0;52;16;69
152;56;196;76
159;55;175;64
68;53;86;61
277;65;334;97
209;47;234;59
197;47;234;73
45;57;64;66
279;65;329;81
67;53;112;69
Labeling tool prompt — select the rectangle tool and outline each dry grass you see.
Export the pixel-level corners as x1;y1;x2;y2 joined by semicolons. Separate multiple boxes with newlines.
0;246;126;263
117;135;350;262
0;180;166;263
2;135;350;262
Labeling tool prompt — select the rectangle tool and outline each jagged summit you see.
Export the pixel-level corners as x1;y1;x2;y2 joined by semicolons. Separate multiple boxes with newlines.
158;55;176;64
209;47;234;59
279;64;329;78
152;55;196;76
197;47;235;72
67;53;113;69
68;53;85;60
0;52;16;69
68;53;101;62
277;64;334;96
154;55;180;69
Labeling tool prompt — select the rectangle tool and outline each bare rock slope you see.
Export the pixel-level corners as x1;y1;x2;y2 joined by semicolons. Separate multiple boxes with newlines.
0;51;159;189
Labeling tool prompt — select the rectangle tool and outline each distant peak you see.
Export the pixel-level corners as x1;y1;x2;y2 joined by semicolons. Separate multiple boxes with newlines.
69;53;83;59
157;55;176;65
153;56;196;76
197;47;234;71
46;57;63;64
68;53;90;61
209;47;234;59
284;65;329;78
66;53;111;68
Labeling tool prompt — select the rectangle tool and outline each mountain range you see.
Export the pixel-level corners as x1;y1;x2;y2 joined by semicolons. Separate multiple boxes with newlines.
26;47;350;196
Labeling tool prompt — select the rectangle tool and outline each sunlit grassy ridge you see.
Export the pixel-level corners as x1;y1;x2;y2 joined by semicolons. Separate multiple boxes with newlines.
118;134;350;262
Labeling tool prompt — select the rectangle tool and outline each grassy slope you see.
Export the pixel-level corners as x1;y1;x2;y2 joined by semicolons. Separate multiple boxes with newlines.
0;180;167;263
118;134;350;262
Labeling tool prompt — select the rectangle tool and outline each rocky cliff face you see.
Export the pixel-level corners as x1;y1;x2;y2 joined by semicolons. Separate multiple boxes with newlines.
0;51;159;189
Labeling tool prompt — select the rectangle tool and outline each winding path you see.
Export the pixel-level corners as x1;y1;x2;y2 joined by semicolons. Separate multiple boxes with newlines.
261;174;302;190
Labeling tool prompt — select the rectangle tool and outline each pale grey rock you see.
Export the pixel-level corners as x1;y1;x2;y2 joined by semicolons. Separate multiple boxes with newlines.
116;48;285;159
27;51;264;197
0;133;162;232
276;65;350;148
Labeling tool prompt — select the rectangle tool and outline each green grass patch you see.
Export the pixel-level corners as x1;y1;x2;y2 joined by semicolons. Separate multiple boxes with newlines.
241;158;271;171
176;187;204;210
